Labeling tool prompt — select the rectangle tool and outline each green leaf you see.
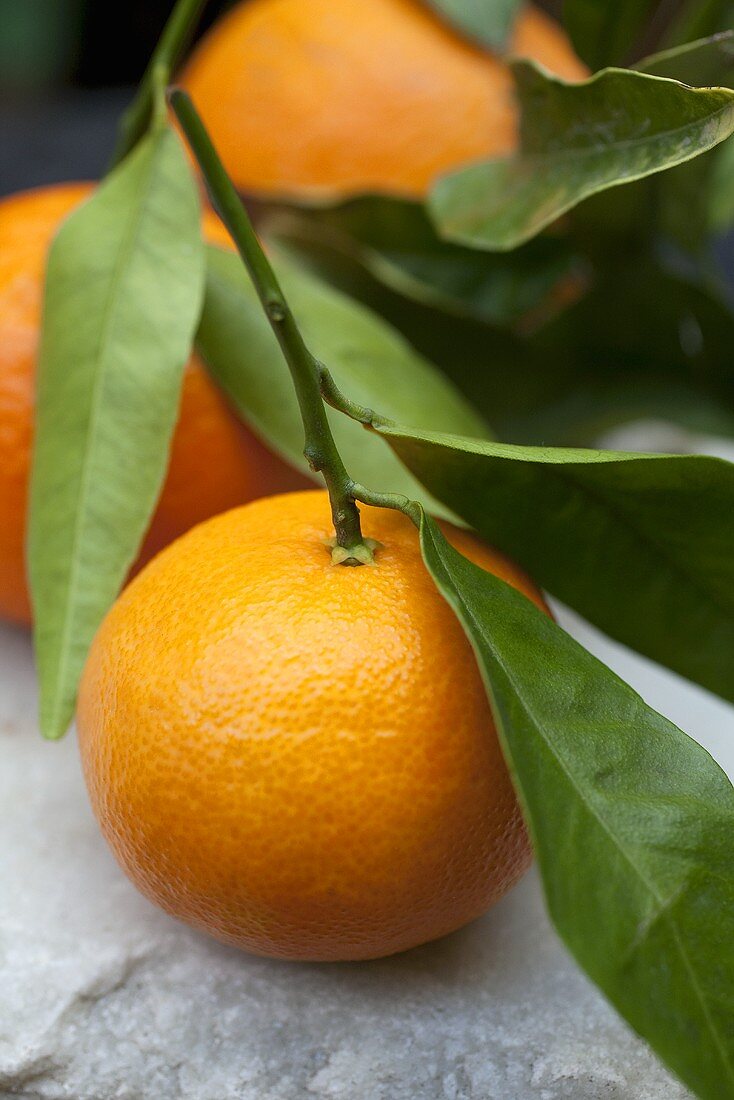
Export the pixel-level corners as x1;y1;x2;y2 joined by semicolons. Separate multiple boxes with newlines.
418;513;734;1100
197;244;490;509
29;124;205;739
563;0;657;70
356;419;734;700
265;197;580;329
430;61;734;250
424;0;521;49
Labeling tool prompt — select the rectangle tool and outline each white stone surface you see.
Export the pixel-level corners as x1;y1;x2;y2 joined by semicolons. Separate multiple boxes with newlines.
2;602;732;1099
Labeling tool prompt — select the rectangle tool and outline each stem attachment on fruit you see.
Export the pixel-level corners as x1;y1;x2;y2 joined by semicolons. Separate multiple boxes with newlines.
170;89;374;562
111;0;208;168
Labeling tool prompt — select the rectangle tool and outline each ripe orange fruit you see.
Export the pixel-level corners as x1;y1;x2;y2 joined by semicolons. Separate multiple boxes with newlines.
77;490;548;961
0;183;307;625
182;0;587;199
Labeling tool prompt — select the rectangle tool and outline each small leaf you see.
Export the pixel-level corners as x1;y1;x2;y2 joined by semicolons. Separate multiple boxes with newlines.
418;513;734;1100
431;61;734;250
359;419;734;700
563;0;658;70
29;124;204;739
265;197;580;329
425;0;521;50
197;244;490;509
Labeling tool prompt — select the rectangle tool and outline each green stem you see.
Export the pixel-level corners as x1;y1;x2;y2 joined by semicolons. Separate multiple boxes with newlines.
316;368;421;524
351;483;423;528
318;368;392;431
170;88;370;556
319;369;422;526
110;0;208;169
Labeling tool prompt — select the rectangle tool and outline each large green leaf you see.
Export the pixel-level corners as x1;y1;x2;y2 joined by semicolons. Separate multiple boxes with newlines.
342;415;734;700
425;0;521;49
418;513;734;1100
29;124;204;739
563;0;657;70
197;245;490;509
265;197;579;329
431;61;734;250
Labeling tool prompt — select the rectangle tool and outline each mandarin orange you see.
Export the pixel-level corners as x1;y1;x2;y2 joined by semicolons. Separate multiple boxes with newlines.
182;0;586;198
77;490;548;961
0;183;307;624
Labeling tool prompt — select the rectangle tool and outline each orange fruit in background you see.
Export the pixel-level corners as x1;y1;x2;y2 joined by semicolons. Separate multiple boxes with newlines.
78;490;548;961
182;0;587;199
0;183;307;625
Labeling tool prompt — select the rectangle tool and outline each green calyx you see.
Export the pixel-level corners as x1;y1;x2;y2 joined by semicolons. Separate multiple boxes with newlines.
326;537;383;566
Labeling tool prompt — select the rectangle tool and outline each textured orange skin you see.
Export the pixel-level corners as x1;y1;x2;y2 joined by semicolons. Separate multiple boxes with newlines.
77;490;548;961
0;183;307;625
182;0;587;199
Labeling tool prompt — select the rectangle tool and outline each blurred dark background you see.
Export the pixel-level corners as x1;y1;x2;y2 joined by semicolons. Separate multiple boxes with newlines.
0;0;235;195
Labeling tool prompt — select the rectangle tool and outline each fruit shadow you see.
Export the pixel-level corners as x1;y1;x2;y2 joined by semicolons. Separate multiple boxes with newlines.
208;867;547;1001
